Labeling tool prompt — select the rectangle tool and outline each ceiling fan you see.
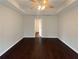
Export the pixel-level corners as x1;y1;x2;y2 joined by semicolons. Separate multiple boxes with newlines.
30;0;54;10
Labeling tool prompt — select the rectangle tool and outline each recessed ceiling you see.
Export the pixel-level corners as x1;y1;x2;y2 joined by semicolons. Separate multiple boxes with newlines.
12;0;66;15
0;0;77;15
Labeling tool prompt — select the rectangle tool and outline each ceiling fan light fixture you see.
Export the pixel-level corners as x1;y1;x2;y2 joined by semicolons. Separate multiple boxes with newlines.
37;5;41;10
37;5;45;10
41;6;45;10
43;0;47;4
31;0;53;10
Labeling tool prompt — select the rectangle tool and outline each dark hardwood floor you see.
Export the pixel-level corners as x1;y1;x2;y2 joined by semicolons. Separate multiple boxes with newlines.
0;38;78;59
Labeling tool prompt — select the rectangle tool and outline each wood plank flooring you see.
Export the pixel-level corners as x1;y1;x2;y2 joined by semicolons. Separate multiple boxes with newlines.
0;38;78;59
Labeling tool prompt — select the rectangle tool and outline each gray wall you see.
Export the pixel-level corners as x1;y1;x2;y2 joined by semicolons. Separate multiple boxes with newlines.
58;3;78;52
0;5;24;55
23;16;58;38
41;16;58;38
23;16;35;37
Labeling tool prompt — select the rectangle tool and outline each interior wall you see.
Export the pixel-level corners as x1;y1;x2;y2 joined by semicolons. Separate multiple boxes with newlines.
41;16;58;38
24;16;58;38
58;3;78;52
24;16;35;37
0;5;24;56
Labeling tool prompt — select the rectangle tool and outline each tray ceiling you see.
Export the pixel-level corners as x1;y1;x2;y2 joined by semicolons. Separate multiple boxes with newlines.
0;0;77;15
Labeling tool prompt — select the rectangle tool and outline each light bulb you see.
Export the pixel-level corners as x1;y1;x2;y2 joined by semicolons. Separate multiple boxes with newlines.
41;6;45;10
37;5;41;10
44;0;46;4
37;5;45;10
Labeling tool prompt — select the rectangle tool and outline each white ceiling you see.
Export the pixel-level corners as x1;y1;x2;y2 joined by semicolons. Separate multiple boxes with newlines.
0;0;77;15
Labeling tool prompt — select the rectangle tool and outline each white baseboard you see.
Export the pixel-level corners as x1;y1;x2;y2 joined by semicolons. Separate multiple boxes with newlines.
23;36;58;39
41;36;58;38
23;36;58;38
23;36;35;38
58;37;78;53
0;37;23;56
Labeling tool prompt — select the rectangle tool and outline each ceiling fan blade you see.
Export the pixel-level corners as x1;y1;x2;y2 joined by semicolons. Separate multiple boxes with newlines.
45;5;54;10
30;0;37;2
49;5;54;8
